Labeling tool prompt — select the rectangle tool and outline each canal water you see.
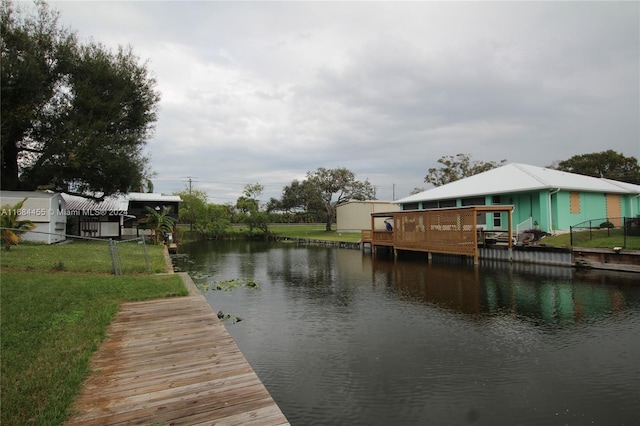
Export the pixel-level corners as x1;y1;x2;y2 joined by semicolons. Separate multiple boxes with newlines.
173;241;640;426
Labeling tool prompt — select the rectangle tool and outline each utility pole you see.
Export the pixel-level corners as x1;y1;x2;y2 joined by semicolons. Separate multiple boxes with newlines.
183;176;197;231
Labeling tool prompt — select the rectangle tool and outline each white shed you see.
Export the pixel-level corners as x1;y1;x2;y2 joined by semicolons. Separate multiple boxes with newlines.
0;191;67;244
336;200;400;232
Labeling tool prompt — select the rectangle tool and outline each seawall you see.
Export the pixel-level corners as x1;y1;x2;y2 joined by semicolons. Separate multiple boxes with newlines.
278;237;639;273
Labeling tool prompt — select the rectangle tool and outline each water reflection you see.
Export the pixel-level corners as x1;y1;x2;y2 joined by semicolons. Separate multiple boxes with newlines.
355;252;638;327
173;241;640;426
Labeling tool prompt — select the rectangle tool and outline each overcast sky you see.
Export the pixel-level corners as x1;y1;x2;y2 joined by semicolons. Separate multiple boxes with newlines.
50;1;639;205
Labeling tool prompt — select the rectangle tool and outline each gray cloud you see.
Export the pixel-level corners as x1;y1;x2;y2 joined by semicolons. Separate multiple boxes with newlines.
51;1;639;204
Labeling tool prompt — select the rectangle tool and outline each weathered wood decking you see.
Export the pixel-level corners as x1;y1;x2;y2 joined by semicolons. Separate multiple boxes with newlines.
66;275;289;425
364;206;515;264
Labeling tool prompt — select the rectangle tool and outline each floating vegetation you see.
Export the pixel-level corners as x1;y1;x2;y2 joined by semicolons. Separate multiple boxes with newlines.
170;253;191;260
217;311;243;324
198;278;259;292
189;271;211;280
217;278;258;290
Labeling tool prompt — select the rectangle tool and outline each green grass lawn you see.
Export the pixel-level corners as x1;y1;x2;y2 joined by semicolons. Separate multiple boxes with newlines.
269;224;362;243
540;229;640;250
0;240;168;274
1;244;187;425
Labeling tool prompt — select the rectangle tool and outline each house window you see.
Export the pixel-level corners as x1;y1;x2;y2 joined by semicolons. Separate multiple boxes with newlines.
570;192;580;214
492;196;501;204
462;197;485;206
422;201;438;209
402;203;419;210
439;199;456;208
493;213;501;227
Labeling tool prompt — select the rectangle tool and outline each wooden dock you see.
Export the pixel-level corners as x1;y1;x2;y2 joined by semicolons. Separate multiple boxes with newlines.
66;274;289;425
365;206;515;265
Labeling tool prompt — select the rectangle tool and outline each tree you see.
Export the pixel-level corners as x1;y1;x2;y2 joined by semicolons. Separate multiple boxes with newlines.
280;167;376;231
176;188;231;239
139;206;176;244
201;204;231;239
1;0;160;198
549;150;640;184
424;154;507;187
176;188;209;231
0;197;35;250
235;183;270;234
277;179;324;221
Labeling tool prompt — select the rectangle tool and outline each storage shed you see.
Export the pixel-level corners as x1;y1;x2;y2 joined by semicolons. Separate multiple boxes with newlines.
337;200;400;232
0;191;67;244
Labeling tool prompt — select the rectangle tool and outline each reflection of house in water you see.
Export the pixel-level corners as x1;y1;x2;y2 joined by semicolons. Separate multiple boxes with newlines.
369;256;636;324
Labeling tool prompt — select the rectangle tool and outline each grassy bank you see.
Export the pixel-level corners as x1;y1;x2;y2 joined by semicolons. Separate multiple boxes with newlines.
1;245;186;425
269;224;361;243
0;240;168;274
539;230;640;250
176;223;363;244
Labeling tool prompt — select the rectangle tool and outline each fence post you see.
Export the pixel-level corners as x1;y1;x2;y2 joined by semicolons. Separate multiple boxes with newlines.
570;226;573;246
109;239;122;275
624;217;627;249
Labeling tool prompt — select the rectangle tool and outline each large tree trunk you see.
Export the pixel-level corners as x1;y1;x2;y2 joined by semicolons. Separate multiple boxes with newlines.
1;141;20;190
324;203;333;231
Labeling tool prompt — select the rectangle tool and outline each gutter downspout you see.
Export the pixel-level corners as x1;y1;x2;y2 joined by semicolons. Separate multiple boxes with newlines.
631;194;640;218
548;189;560;232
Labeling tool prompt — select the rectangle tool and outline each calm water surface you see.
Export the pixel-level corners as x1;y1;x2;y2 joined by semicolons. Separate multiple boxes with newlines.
173;241;640;426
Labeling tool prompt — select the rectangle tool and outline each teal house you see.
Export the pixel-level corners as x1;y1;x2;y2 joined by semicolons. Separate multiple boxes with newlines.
396;163;640;233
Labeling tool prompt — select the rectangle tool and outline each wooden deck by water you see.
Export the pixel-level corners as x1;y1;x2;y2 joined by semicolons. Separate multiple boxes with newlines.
66;274;289;425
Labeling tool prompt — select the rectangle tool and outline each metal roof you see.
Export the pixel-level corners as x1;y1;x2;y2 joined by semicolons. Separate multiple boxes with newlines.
0;190;61;200
370;205;514;217
127;192;182;202
62;192;181;213
397;163;640;204
63;193;129;213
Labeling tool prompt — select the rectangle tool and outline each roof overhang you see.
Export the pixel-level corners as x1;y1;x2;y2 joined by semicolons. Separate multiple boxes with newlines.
370;205;514;217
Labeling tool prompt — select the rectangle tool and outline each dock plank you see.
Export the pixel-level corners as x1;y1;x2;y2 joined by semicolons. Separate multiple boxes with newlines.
66;295;289;425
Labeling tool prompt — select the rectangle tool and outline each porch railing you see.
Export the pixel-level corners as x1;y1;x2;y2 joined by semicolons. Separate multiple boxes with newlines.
516;217;534;235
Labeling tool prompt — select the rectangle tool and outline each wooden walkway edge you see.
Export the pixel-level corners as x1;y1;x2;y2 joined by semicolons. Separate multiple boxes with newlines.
66;273;289;426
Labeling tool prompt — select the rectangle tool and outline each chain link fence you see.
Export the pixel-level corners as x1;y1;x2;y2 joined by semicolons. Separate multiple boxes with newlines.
1;228;152;275
569;217;640;248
